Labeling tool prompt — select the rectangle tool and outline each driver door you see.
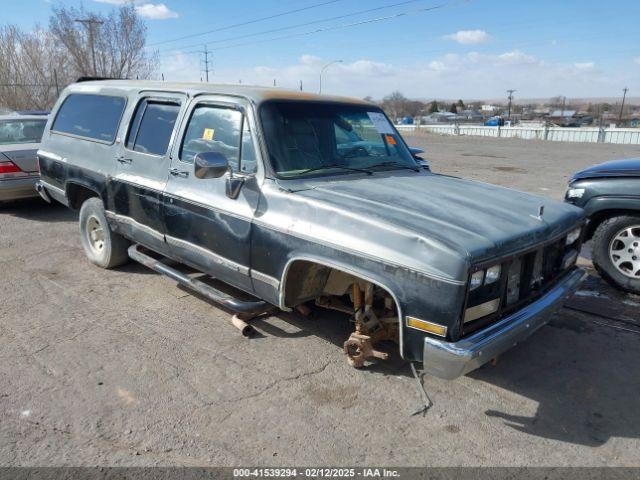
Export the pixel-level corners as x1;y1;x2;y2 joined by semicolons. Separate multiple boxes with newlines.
163;96;260;292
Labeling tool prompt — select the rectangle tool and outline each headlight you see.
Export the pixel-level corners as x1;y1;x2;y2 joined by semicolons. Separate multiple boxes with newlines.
470;270;484;290
566;188;585;199
566;227;581;245
485;265;501;284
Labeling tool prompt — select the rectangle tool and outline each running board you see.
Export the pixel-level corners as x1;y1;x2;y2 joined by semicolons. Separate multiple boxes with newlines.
128;244;270;315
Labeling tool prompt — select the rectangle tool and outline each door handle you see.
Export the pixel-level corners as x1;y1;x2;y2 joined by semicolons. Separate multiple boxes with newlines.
169;168;189;178
116;156;133;164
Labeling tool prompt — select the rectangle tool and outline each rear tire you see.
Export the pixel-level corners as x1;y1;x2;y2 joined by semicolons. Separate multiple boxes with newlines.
79;197;129;269
591;215;640;294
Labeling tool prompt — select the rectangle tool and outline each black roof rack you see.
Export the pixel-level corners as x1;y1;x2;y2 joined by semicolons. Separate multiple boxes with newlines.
75;76;121;83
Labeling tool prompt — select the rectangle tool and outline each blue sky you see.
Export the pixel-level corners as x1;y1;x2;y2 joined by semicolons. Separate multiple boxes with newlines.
6;0;640;99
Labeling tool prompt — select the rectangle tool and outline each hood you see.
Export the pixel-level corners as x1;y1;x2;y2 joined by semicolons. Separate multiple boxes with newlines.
572;158;640;181
285;172;583;276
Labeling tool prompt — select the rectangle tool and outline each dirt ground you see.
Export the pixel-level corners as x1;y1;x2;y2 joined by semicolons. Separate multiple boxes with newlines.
1;133;639;467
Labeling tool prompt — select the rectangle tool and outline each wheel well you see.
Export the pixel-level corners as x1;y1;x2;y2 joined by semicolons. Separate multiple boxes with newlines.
281;260;399;313
586;209;640;240
66;183;100;210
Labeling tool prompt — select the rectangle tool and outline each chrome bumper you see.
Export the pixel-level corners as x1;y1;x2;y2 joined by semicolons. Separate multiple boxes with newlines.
423;268;587;380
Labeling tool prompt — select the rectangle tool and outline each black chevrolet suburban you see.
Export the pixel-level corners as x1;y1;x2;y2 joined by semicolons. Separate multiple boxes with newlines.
36;80;586;379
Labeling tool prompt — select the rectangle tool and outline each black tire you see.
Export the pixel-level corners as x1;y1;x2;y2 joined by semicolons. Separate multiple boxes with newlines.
78;197;129;269
591;215;640;294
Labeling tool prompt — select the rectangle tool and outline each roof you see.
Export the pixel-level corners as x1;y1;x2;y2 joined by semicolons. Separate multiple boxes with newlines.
67;80;374;106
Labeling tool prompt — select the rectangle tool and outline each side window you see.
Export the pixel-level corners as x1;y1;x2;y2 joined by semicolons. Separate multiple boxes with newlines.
240;119;258;174
52;94;125;142
180;105;242;171
126;100;180;156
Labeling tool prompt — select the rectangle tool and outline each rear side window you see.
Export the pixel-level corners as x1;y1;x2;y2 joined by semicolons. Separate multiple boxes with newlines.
52;94;125;142
0;120;46;145
126;100;180;156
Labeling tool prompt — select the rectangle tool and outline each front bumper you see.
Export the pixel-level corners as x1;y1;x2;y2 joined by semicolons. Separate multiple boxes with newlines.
423;267;586;380
0;176;39;201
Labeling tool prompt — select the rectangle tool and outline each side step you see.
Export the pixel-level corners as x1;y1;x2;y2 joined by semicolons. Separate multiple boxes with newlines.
128;244;270;315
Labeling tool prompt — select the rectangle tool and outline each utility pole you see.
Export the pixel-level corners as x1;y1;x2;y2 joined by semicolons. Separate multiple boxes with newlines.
507;89;516;120
299;80;303;91
200;45;211;82
619;87;628;123
75;18;103;76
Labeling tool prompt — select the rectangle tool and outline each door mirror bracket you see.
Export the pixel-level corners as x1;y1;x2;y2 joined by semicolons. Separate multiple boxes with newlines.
226;176;245;199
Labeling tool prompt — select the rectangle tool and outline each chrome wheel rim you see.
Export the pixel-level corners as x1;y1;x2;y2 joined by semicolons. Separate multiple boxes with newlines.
609;225;640;279
86;215;106;254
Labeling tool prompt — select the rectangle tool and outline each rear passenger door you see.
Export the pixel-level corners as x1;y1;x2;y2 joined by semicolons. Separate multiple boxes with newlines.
110;92;186;249
163;97;261;292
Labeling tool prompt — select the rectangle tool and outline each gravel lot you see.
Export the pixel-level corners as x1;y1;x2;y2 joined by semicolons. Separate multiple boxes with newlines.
1;134;639;467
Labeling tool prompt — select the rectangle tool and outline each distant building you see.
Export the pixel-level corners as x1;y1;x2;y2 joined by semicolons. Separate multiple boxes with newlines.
481;104;498;114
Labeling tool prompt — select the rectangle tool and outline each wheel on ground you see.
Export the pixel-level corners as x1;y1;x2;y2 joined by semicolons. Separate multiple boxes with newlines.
591;215;640;294
78;197;129;269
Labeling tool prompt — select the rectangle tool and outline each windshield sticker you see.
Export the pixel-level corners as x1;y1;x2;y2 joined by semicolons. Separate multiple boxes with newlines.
202;128;215;140
385;134;397;145
367;112;394;134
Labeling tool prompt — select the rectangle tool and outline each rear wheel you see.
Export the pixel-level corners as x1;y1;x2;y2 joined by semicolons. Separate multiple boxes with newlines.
79;197;129;269
592;215;640;294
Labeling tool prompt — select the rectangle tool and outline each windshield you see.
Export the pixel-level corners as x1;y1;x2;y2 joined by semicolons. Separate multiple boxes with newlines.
259;101;417;178
0;119;46;145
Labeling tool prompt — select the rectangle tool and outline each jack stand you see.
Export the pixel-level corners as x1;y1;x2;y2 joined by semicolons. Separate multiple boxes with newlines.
410;363;433;416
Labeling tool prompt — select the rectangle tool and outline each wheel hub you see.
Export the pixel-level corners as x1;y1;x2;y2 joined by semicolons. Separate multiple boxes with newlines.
609;225;640;278
86;215;106;253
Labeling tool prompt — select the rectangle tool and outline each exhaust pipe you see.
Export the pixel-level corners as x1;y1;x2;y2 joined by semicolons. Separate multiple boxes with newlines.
231;315;256;337
35;181;51;203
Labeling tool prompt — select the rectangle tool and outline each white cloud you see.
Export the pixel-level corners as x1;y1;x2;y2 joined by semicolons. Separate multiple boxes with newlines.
444;29;490;45
94;0;178;19
496;50;538;65
573;62;594;70
634;57;640;65
135;3;178;19
158;51;628;99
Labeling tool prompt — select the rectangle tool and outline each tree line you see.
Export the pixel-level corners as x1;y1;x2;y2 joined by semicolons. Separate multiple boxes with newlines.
0;4;157;111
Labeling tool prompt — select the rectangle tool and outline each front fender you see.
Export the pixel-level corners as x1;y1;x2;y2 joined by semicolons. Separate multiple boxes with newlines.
583;195;640;217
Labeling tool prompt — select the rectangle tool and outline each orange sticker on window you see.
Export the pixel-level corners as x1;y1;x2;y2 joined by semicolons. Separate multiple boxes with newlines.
386;134;397;145
202;128;214;140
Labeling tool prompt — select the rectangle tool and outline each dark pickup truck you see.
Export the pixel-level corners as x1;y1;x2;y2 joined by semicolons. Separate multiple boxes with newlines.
36;80;586;379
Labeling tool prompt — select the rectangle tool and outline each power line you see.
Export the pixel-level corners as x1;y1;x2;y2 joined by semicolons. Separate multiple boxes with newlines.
157;2;449;58
148;0;344;47
156;0;435;57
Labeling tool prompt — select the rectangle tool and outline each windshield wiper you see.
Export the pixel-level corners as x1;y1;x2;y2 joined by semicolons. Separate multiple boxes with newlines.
368;161;420;172
297;163;373;176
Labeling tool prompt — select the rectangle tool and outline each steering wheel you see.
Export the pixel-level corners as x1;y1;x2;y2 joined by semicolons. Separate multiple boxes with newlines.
341;145;369;158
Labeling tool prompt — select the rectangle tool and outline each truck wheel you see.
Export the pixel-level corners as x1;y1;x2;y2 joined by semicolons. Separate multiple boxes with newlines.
591;215;640;294
79;197;129;269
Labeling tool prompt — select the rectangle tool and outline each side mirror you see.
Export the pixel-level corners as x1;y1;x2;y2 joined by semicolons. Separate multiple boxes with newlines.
194;151;229;179
408;146;425;158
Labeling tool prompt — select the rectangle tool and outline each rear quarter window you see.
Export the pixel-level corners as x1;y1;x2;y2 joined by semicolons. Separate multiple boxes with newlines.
52;93;126;143
0;120;46;145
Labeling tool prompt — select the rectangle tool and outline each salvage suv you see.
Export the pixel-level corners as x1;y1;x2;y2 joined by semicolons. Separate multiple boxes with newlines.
36;80;586;379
